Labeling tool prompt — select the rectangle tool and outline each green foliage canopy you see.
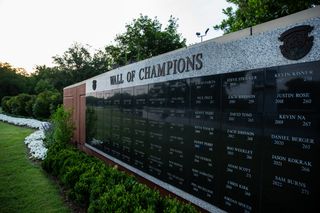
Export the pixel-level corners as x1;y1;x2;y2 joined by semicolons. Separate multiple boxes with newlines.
32;91;61;119
0;62;30;100
53;43;99;84
1;14;186;106
35;79;56;94
214;0;320;34
30;15;186;91
50;106;74;146
105;14;186;67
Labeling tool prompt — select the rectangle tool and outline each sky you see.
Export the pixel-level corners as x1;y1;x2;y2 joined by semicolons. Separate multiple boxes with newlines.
0;0;231;73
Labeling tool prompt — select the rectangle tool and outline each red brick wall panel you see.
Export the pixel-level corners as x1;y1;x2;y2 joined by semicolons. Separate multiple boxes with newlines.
63;84;86;145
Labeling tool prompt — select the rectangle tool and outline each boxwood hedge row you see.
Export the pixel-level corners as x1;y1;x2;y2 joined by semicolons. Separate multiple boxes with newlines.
42;144;198;213
43;107;198;213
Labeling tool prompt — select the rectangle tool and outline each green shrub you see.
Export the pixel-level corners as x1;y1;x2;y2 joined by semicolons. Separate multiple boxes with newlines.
10;93;33;116
49;92;62;115
162;197;197;213
129;182;161;211
34;79;55;94
25;95;36;116
1;91;61;118
93;184;132;212
72;167;96;204
43;107;198;213
32;91;51;118
33;90;61;119
7;96;20;115
50;106;74;146
43;145;198;213
1;96;11;113
62;162;86;188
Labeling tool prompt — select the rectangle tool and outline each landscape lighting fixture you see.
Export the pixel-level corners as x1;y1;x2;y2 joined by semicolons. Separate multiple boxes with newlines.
196;28;210;42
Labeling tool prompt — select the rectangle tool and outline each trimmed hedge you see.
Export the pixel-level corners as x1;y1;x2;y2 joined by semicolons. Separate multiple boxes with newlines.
43;106;198;213
1;94;34;116
33;91;61;118
42;145;197;213
1;91;61;119
1;96;11;113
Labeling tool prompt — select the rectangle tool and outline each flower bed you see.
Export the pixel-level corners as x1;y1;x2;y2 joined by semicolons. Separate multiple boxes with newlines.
0;114;49;160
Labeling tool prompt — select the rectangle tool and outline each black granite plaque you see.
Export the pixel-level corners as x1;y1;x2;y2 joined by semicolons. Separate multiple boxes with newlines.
132;125;148;172
166;91;191;187
148;82;167;107
220;69;264;213
86;93;97;144
261;61;320;213
261;132;320;213
148;154;165;178
222;70;264;112
190;167;216;202
265;61;320;112
190;110;220;144
109;89;122;157
167;79;189;108
190;150;218;203
166;141;188;185
190;75;221;110
131;86;149;172
188;75;222;203
84;60;320;213
147;107;167;178
146;83;168;176
120;87;134;162
134;85;148;106
166;109;189;146
102;90;113;153
122;86;133;101
219;132;262;212
262;115;320;212
94;92;106;150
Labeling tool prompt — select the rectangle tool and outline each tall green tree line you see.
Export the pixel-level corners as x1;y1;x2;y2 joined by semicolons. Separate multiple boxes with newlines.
0;63;32;101
32;15;186;93
1;15;186;118
1;15;185;96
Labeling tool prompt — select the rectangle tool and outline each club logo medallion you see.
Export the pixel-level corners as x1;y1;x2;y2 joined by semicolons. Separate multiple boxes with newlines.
279;25;314;60
92;80;97;91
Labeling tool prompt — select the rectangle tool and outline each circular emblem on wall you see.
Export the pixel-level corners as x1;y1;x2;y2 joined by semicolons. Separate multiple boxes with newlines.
92;80;97;90
279;25;314;60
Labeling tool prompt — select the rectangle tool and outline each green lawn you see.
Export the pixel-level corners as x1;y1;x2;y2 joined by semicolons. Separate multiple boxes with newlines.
0;122;70;213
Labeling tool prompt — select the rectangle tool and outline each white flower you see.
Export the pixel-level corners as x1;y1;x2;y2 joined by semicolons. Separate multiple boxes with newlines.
0;114;50;160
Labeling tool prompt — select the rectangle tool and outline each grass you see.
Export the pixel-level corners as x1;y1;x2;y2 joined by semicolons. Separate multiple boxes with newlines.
0;121;70;213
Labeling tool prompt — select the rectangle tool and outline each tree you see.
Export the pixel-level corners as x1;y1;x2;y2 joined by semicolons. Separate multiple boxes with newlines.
91;49;111;74
52;43;109;85
53;43;93;84
29;15;186;92
31;65;71;93
35;79;56;94
214;0;320;34
105;14;186;67
0;62;30;100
